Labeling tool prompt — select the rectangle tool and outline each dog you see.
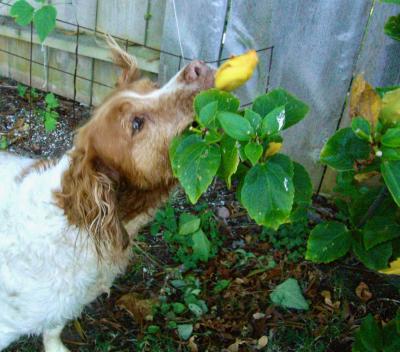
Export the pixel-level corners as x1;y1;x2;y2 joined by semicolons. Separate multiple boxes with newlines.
0;37;214;352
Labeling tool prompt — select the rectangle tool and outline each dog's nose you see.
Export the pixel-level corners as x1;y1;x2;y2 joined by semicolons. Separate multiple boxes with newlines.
184;60;209;82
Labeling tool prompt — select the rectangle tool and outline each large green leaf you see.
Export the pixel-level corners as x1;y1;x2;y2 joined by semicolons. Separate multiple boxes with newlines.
192;229;211;262
241;154;294;229
382;127;400;147
179;213;201;235
198;101;218;128
252;88;309;130
270;278;309;310
33;5;57;42
352;233;392;270
218;112;254;141
293;161;312;206
381;160;400;206
320;128;371;171
385;14;400;42
352;314;383;352
382;147;400;161
306;222;351;263
171;134;221;203
194;89;239;116
244;109;262;132
260;106;285;136
217;135;239;189
382;320;400;352
363;216;400;250
10;0;34;26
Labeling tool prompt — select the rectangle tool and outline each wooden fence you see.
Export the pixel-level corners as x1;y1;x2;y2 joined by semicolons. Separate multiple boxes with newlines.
0;0;399;190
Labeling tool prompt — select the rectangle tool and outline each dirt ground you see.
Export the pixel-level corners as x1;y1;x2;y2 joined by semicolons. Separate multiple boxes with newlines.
1;77;399;352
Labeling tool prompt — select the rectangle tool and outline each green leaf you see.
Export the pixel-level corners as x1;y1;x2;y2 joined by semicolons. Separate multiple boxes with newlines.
260;105;285;136
194;89;239;116
45;93;59;109
306;222;351;263
171;134;221;203
0;136;7;150
252;88;309;130
204;129;222;144
192;229;211;262
147;325;160;334
44;114;57;132
320;128;371;171
179;213;201;235
244;142;263;165
217;135;239;189
213;279;230;294
188;303;203;318
177;324;193;340
33;5;57;43
381;160;400;206
352;233;392;270
380;0;400;4
293;162;312;206
270;278;309;310
363;216;400;250
382;320;400;352
376;86;400;98
385;14;400;42
244;109;262;132
218;112;254;141
382;147;400;161
198;101;218;127
352;314;383;352
10;0;34;26
241;154;294;229
352;117;372;142
382;127;400;147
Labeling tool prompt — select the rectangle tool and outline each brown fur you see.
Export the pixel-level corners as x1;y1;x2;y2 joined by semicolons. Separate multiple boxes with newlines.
53;37;214;259
16;158;58;183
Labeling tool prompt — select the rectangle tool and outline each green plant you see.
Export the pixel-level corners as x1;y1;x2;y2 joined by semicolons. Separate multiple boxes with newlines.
151;204;223;269
0;136;7;150
170;88;312;232
39;92;59;132
10;0;57;43
17;83;27;98
306;76;400;271
352;310;400;351
381;0;400;41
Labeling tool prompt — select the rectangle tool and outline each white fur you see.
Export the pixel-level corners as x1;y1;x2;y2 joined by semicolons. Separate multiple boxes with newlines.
0;152;128;351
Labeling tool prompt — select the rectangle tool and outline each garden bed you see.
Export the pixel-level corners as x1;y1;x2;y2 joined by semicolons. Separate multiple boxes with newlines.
1;77;399;352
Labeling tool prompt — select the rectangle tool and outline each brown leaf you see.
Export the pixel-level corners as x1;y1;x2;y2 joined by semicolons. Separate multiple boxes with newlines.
116;292;156;325
188;336;198;352
355;282;372;302
350;75;382;128
256;336;269;349
226;340;244;352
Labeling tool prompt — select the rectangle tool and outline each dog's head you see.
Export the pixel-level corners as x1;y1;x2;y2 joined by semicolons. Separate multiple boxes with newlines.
56;37;214;257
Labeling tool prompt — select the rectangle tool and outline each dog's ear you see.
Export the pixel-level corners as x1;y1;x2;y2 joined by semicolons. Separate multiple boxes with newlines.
106;34;140;86
55;137;129;258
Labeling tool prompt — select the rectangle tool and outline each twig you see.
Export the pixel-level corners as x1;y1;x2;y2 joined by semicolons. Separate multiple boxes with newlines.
131;241;164;268
357;186;388;228
0;85;17;89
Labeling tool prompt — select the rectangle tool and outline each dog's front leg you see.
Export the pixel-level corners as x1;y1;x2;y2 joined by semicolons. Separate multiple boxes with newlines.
43;326;69;352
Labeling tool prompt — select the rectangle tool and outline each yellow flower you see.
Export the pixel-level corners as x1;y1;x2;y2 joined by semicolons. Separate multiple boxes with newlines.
379;257;400;275
265;142;282;158
215;50;259;91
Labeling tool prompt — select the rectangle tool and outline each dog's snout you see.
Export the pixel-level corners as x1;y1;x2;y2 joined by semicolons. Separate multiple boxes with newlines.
184;60;214;89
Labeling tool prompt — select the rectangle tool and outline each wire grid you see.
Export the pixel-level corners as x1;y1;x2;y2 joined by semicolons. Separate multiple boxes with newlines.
0;0;274;116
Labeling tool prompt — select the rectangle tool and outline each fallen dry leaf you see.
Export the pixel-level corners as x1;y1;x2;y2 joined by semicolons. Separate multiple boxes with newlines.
226;340;245;352
355;282;372;302
350;75;382;128
116;292;157;326
188;336;198;352
256;336;269;350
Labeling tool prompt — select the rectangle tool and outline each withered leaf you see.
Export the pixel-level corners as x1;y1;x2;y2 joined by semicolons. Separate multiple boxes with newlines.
350;75;382;128
116;292;157;325
355;282;372;303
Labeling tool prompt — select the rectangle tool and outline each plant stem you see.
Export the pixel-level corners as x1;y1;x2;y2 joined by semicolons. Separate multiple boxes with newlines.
357;186;388;228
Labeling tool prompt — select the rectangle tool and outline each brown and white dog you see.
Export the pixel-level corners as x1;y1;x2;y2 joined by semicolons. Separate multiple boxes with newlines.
0;37;214;352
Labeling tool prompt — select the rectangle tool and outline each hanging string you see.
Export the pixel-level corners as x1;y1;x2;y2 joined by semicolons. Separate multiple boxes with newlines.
171;0;185;64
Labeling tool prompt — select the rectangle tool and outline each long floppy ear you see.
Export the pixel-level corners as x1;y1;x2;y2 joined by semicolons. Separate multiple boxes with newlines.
55;138;129;258
105;34;141;86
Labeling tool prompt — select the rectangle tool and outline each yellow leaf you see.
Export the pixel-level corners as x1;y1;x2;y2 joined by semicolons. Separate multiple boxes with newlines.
379;258;400;275
350;75;382;128
354;171;380;183
116;292;157;324
215;50;259;91
265;142;282;158
379;88;400;127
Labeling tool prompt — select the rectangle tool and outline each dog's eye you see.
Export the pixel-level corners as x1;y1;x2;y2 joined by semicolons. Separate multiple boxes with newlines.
131;116;144;134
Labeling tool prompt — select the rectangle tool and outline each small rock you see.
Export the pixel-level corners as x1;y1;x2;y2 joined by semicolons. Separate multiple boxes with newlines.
216;206;230;219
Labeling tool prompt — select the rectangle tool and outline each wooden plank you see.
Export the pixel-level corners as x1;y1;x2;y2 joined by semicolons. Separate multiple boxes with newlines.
96;0;147;45
91;59;119;106
54;0;97;32
159;0;228;84
145;0;166;49
0;16;159;73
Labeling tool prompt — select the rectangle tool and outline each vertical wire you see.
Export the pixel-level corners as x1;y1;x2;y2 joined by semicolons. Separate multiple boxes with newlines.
72;24;79;120
29;22;33;118
171;0;185;62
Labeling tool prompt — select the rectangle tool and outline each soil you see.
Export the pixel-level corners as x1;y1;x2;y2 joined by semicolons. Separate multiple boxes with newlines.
1;77;399;352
